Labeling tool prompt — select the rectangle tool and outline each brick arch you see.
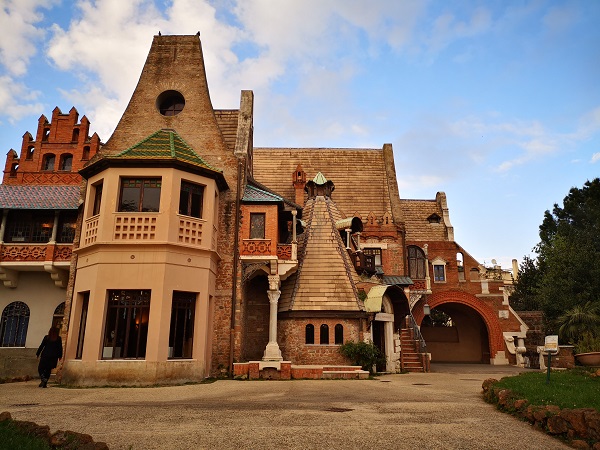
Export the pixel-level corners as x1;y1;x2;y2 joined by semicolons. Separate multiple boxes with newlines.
412;290;505;360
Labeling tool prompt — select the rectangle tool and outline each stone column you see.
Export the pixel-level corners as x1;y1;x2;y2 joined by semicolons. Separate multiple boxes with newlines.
50;210;60;243
0;210;8;243
263;275;283;361
291;210;298;260
424;244;431;292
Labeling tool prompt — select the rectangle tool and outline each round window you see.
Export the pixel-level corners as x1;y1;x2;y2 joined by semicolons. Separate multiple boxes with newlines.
156;90;185;116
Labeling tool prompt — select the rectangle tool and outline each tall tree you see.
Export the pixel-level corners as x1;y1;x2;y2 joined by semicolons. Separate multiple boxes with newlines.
511;178;600;332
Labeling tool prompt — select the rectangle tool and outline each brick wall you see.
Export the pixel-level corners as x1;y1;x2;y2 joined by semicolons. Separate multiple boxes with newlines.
278;318;360;365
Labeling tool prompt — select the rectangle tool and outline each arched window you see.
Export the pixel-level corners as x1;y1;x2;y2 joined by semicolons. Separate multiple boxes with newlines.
320;324;329;345
408;246;426;279
26;145;34;159
42;154;55;171
72;128;80;142
305;324;314;344
0;301;30;347
52;302;66;330
59;154;73;171
334;324;344;345
9;163;18;177
82;146;90;160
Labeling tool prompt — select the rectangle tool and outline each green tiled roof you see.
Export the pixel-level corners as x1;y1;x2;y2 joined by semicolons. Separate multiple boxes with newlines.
381;275;413;286
242;184;283;202
108;129;221;172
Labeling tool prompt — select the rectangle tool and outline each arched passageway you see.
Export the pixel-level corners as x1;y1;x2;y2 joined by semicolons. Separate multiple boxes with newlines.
420;303;490;363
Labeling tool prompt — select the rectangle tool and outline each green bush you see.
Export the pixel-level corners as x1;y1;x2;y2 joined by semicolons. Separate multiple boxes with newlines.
574;332;600;354
339;340;385;374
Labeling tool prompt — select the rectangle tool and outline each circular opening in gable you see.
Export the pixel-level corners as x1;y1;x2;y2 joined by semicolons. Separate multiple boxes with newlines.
156;90;185;116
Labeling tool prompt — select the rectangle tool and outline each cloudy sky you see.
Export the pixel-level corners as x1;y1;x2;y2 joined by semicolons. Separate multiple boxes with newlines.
1;0;599;270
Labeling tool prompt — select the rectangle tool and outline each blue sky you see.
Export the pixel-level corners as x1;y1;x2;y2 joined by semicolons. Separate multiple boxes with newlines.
1;0;599;270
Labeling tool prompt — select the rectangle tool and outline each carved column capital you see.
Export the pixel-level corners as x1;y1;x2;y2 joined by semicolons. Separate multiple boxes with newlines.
268;274;280;291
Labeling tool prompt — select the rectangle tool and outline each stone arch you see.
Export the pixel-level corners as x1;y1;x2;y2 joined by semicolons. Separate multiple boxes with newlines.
412;290;505;362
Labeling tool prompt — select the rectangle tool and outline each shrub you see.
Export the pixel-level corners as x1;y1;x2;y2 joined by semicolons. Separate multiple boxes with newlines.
339;340;385;374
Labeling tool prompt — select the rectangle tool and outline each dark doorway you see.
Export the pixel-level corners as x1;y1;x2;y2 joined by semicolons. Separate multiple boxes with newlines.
372;321;386;372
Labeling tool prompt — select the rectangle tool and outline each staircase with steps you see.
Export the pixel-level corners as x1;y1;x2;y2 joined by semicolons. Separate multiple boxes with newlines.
399;317;430;373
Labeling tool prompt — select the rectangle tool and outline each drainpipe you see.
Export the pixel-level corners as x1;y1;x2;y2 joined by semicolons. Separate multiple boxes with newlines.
229;158;243;373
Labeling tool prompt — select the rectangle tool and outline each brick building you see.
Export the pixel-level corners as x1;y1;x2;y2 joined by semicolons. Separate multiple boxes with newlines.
0;34;528;384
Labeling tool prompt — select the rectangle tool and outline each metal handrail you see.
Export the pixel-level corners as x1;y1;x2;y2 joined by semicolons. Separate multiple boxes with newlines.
406;312;428;354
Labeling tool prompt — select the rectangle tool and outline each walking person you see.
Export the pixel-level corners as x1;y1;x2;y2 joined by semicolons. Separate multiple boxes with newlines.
36;327;63;388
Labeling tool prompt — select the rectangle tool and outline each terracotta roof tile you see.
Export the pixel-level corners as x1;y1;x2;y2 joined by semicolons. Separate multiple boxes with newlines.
253;148;391;219
279;196;363;312
0;185;80;209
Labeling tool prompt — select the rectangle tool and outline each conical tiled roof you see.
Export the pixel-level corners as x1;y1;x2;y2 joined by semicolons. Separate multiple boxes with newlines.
279;195;363;312
107;129;220;172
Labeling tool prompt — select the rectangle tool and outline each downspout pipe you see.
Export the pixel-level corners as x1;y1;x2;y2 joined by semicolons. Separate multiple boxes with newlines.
229;158;243;373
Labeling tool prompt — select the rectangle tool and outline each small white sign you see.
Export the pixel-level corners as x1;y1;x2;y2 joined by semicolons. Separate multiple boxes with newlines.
544;335;559;353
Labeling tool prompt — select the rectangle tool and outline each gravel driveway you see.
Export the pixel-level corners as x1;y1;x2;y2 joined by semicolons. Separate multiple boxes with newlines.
0;364;568;449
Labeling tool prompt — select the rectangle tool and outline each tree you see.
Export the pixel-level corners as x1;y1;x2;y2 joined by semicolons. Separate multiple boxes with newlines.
511;178;600;334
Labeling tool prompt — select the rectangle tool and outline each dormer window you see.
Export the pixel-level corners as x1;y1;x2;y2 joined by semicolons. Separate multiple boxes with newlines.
427;213;441;224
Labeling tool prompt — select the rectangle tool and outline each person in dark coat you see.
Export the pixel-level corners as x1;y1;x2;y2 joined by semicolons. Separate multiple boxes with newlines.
36;327;63;388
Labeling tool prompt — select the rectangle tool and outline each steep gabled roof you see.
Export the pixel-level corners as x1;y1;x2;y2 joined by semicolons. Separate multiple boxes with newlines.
279;195;363;312
0;185;80;209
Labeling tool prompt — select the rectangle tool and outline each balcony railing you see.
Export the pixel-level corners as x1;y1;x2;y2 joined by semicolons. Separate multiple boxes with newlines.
0;243;72;262
276;244;292;260
241;239;273;257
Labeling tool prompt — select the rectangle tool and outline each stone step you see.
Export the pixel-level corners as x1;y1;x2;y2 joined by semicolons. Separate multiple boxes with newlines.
322;370;370;380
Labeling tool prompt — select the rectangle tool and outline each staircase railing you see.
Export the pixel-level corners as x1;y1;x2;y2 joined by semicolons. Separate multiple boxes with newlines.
406;312;428;354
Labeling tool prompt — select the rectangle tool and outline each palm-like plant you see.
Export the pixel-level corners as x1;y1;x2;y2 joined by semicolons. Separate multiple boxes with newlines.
557;302;600;346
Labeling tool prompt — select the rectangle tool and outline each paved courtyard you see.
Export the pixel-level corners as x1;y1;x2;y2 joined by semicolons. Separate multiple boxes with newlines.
0;364;568;450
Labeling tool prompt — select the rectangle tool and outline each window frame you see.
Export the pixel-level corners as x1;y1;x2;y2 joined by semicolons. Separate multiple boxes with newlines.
249;212;266;239
433;264;446;282
0;301;30;347
334;324;344;345
92;182;103;216
305;324;315;345
364;248;382;266
320;324;329;345
179;180;205;219
407;246;426;280
42;154;55;171
59;154;73;171
102;290;151;360
118;177;162;213
168;291;196;359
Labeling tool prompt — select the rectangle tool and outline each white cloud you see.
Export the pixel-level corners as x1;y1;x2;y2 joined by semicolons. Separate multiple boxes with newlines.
0;75;44;125
0;0;53;76
591;153;600;164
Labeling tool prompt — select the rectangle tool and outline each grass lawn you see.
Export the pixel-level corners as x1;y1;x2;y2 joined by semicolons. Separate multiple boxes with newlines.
494;369;600;411
0;421;50;450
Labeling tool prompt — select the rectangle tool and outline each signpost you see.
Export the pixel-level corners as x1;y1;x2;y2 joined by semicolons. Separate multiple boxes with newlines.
544;335;559;384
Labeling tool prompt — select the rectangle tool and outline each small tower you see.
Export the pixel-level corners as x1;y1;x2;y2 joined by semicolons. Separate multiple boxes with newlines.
292;164;306;205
